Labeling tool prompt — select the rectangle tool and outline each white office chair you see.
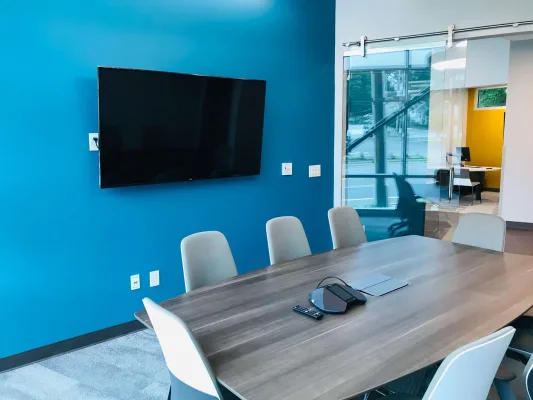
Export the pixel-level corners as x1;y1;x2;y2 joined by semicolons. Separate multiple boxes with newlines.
266;216;311;265
453;167;481;205
452;213;506;252
181;231;238;292
142;298;223;400
384;326;516;400
328;206;367;249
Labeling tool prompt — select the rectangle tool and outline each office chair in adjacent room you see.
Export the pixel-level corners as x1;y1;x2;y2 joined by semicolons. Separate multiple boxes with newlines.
452;213;506;252
181;231;238;292
434;169;450;201
142;298;226;400
328;206;367;249
389;174;425;237
383;327;516;400
454;167;481;205
266;216;311;265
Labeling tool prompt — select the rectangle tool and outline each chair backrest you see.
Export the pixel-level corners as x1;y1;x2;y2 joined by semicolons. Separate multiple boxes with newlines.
328;206;367;249
181;231;238;292
142;298;222;400
435;169;450;186
453;167;473;186
452;213;506;252
393;174;419;217
524;350;533;400
266;216;311;265
422;327;515;400
459;168;471;180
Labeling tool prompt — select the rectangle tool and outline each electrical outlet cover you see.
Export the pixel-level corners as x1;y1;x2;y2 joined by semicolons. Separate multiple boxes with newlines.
150;270;160;287
89;133;99;151
309;165;321;178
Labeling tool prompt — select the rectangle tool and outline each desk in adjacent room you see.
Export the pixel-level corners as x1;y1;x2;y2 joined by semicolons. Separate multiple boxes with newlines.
467;166;502;185
435;165;501;201
135;236;533;400
463;166;501;200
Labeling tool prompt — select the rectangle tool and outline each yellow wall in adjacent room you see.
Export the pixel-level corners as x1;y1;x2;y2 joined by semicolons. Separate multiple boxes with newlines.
465;88;505;189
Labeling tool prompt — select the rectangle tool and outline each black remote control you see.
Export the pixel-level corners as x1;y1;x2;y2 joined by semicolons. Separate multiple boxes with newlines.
293;305;323;320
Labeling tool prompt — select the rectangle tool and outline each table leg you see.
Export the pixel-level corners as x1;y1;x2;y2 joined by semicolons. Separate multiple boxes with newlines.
448;167;454;201
476;172;485;201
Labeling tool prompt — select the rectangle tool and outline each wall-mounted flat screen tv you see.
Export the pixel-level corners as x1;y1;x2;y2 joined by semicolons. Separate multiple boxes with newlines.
97;67;266;188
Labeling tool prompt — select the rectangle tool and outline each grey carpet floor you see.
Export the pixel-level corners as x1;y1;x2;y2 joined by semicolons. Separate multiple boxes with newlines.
0;323;527;399
0;330;169;400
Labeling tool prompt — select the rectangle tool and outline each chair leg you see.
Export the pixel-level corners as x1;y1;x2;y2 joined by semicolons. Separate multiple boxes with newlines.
493;380;517;400
471;186;474;206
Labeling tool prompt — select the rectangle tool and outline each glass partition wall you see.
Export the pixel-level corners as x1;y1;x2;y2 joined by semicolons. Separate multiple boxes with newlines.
341;42;468;241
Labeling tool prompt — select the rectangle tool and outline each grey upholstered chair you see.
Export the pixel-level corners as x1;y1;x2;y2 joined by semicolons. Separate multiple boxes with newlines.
328;206;367;249
142;298;224;400
181;231;238;292
452;213;506;252
453;167;481;205
266;216;311;265
384;327;516;400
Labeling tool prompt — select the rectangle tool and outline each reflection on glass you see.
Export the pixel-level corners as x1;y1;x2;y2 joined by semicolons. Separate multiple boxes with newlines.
344;51;406;71
345;49;437;209
409;48;436;68
346;176;429;241
343;43;468;241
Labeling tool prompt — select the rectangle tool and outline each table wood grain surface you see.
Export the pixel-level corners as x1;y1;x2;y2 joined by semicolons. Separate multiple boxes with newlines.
135;236;533;400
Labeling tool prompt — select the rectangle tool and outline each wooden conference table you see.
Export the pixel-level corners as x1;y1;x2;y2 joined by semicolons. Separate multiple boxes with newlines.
135;236;533;400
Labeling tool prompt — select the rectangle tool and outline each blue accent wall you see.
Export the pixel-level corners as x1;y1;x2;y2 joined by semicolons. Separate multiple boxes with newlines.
0;0;335;358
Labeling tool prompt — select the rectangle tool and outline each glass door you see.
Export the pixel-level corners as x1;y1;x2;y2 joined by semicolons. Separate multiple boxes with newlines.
342;41;468;241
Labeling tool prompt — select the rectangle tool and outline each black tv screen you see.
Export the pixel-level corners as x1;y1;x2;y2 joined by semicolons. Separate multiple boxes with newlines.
97;67;266;188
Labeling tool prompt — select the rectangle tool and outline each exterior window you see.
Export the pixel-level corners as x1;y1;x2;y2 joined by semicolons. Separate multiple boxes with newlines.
476;87;507;109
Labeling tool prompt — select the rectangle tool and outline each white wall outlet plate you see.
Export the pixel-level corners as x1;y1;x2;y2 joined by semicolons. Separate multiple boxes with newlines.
130;274;140;290
282;163;293;176
150;270;160;287
89;133;99;151
309;165;321;178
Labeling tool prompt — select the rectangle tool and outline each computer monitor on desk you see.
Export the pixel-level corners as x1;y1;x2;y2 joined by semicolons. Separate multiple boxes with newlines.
457;147;471;162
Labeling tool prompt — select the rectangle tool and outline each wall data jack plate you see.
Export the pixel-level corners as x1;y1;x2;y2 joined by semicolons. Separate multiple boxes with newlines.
282;163;293;176
150;270;160;287
131;274;140;290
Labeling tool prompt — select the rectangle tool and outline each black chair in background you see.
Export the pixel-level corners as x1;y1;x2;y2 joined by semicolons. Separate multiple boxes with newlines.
389;174;425;237
435;169;450;200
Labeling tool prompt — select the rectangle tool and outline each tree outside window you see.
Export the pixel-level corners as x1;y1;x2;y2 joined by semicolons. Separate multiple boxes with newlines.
477;87;507;109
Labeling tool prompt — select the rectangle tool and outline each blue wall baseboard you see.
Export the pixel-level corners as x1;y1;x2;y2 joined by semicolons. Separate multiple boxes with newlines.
0;0;335;358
